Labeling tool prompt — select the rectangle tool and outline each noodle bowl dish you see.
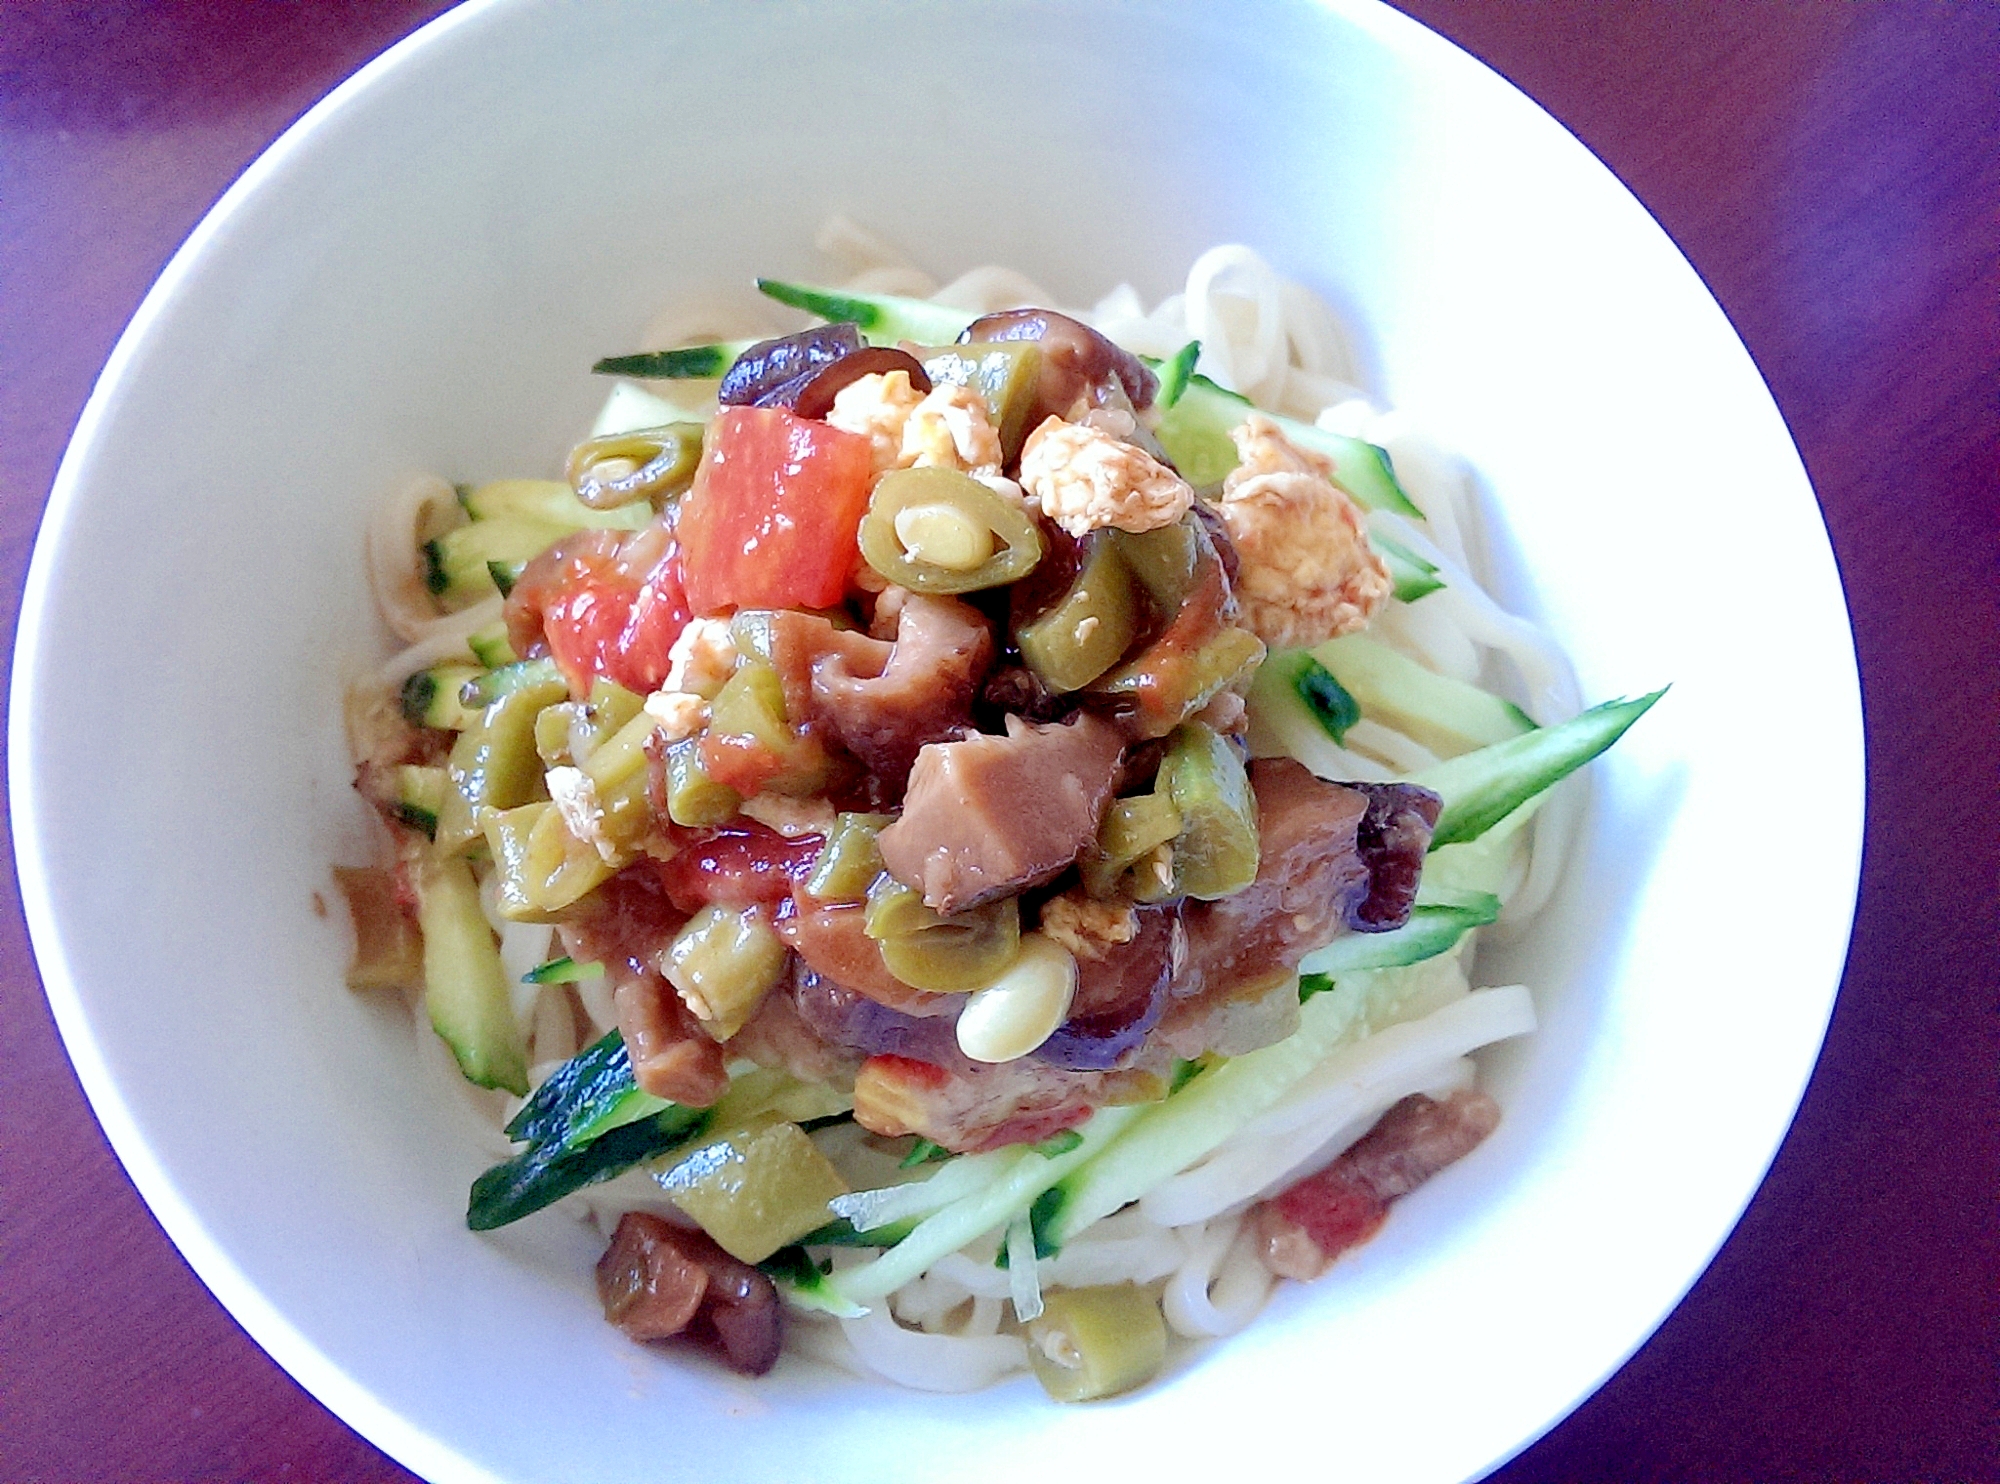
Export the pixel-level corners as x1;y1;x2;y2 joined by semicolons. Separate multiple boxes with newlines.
11;2;1862;1482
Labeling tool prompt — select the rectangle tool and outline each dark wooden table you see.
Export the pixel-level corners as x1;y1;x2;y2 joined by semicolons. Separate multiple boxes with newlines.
2;3;1993;1479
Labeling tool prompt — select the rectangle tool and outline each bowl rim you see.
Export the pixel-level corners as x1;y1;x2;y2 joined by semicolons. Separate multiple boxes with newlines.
9;1;1864;1480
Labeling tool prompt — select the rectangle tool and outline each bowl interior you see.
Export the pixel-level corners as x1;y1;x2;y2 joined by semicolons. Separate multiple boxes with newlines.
12;2;1861;1481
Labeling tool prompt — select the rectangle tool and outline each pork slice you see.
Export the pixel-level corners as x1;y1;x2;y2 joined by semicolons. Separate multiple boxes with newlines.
1251;1089;1500;1279
877;712;1126;915
810;594;993;789
1181;757;1370;993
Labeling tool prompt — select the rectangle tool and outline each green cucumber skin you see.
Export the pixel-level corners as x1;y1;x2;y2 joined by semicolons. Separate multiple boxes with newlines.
1151;341;1201;408
1420;689;1667;848
1372;532;1445;602
756;279;973;346
1298;895;1500;988
1167;375;1425;517
462;656;564;709
1311;633;1537;756
467;1104;707;1231
593;341;756;379
415;855;529;1096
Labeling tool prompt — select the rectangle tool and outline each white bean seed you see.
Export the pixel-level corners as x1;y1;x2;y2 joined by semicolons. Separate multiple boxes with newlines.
894;500;994;572
955;933;1078;1063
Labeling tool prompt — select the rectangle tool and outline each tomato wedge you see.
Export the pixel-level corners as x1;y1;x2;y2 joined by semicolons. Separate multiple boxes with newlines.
677;406;874;614
509;525;691;695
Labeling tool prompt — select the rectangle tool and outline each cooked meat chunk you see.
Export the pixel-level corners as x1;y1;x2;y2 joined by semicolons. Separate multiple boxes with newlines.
1345;781;1443;932
878;713;1125;915
1035;902;1178;1070
807;594;994;788
1216;414;1391;650
1251;1089;1501;1280
851;1049;1164;1153
612;972;729;1107
597;1212;784;1375
1180;757;1370;993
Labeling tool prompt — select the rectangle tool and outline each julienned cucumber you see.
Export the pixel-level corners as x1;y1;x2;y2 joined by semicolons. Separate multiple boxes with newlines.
1419;689;1666;849
467;1103;708;1231
466;1029;702;1230
458;478;652;533
1372;531;1445;602
1311;633;1536;758
412;853;528;1096
593;340;757;380
1297;893;1501;986
1033;978;1373;1253
827;1107;1143;1308
756;279;973;347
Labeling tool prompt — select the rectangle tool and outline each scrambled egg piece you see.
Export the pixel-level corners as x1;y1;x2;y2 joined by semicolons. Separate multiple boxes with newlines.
1216;414;1390;650
827;370;926;474
827;372;1004;478
546;765;617;862
1017;416;1194;537
643;689;708;744
663;616;737;698
1039;890;1139;961
902;382;1002;474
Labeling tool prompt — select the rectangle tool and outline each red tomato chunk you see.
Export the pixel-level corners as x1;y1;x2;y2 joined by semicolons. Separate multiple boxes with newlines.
677;406;874;613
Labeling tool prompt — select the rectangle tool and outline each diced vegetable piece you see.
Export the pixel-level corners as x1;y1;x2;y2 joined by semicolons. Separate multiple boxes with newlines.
662;736;742;827
1026;1284;1168;1402
704;657;831;796
1017;534;1139;692
592;340;758;380
1416;690;1666;848
459;478;653;532
412;852;528;1095
859;466;1043;595
1151;723;1260;901
677;406;875;613
564;424;704;510
1297;893;1501;987
483;802;617;922
917;342;1045;460
659;1120;852;1264
804;812;893;902
433;675;568;855
1081;792;1182;899
864;875;1021;993
662;905;788;1041
400;663;482;731
1093;623;1264;740
755;278;973;347
332;865;422;991
1312;634;1535;757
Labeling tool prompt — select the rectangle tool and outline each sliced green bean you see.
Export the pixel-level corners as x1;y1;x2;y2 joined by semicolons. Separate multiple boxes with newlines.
859;466;1042;595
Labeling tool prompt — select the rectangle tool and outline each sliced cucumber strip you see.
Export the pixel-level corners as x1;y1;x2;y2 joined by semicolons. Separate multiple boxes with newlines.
756;279;974;346
1296;893;1501;987
1374;531;1445;602
413;853;528;1095
593;340;758;379
460;478;651;532
1418;690;1667;849
1312;633;1536;758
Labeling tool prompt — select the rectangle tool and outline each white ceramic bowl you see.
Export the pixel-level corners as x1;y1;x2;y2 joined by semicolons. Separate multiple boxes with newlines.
12;2;1862;1481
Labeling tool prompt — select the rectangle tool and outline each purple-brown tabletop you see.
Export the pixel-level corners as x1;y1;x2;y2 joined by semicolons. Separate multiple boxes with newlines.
2;3;1993;1479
